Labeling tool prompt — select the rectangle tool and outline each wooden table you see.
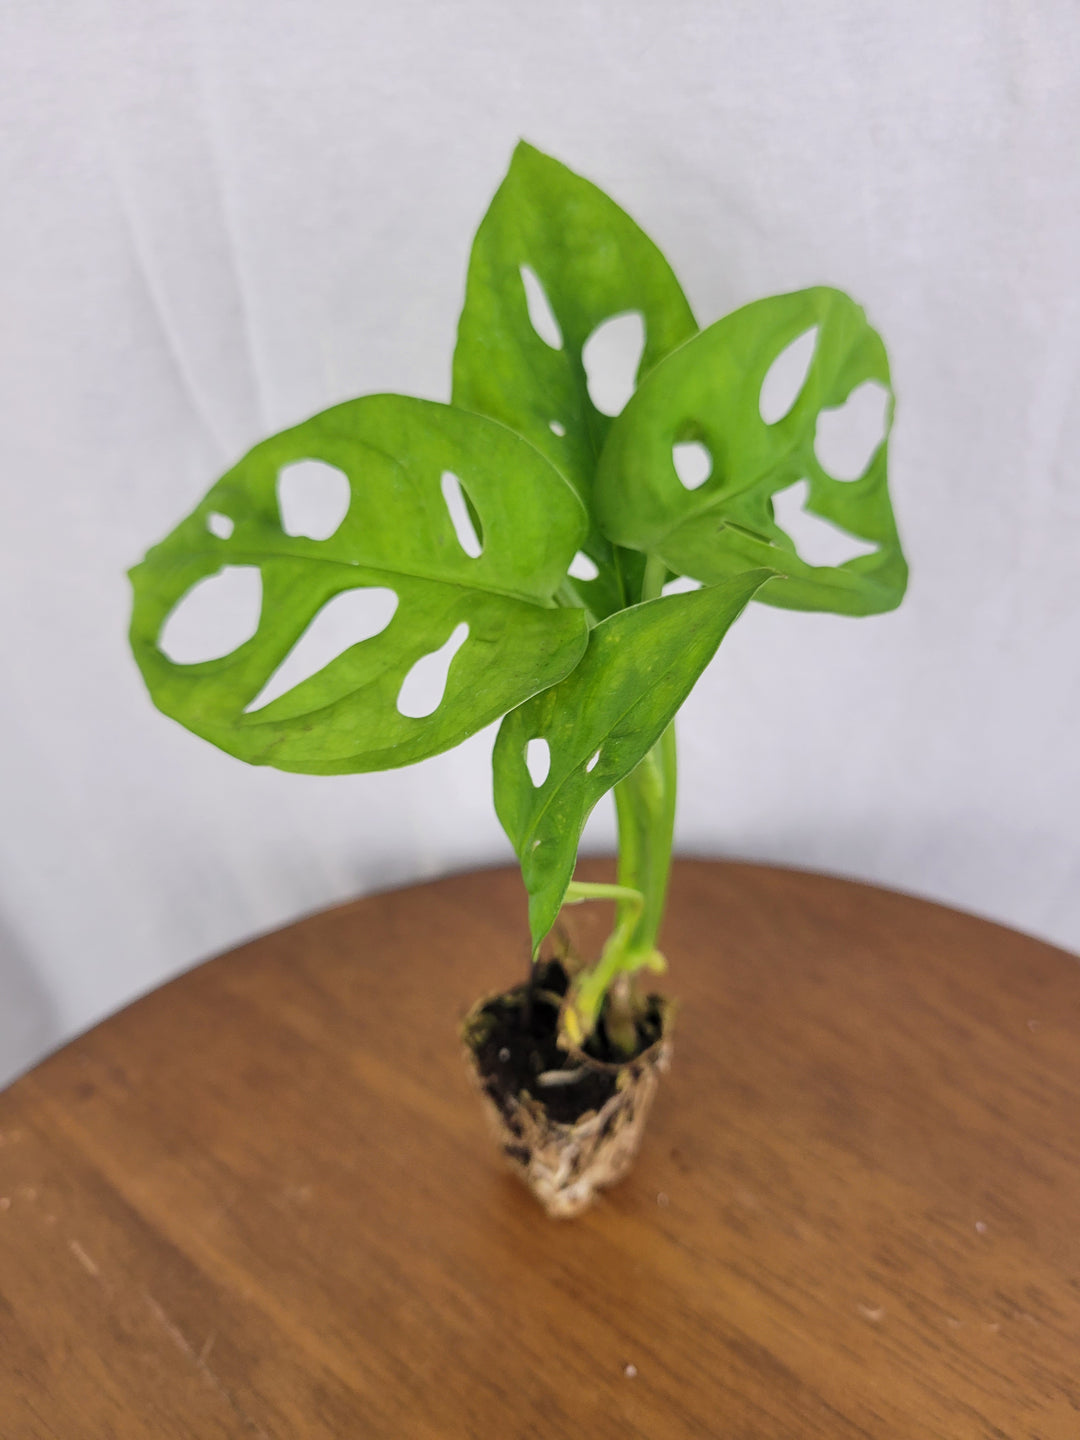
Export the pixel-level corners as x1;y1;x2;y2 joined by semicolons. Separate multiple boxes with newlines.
2;861;1078;1438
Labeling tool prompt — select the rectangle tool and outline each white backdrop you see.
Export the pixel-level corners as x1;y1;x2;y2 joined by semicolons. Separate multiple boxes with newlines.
2;1;1078;1087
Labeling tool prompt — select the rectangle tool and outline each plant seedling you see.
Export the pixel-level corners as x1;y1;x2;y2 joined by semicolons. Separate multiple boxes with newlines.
129;143;906;1213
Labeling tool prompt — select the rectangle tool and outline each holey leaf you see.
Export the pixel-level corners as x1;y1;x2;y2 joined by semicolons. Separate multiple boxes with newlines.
452;141;698;618
129;396;588;774
595;287;908;617
493;570;772;951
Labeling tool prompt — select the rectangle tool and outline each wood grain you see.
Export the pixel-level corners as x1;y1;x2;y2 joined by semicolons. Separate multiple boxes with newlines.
1;860;1078;1439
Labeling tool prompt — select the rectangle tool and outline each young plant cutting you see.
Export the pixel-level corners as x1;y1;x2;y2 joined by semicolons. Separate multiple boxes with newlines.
129;143;906;1217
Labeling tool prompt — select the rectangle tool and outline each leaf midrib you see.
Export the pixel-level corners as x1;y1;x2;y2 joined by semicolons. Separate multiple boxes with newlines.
162;548;565;610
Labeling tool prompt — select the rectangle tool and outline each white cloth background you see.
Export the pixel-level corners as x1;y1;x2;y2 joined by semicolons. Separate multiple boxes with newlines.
2;0;1078;1087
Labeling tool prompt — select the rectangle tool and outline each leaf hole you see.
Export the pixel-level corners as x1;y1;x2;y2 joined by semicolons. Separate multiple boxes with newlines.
661;575;702;596
396;622;469;719
759;327;819;424
440;470;483;558
520;264;563;350
814;381;890;481
772;480;879;567
585;748;601;773
278;459;351;540
583;312;645;417
207;512;234;539
673;441;712;491
159;566;262;664
525;738;551;787
549;420;566;437
243;587;398;713
568;551;599;582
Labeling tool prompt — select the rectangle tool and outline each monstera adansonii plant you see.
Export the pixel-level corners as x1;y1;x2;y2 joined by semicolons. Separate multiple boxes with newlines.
129;143;906;1217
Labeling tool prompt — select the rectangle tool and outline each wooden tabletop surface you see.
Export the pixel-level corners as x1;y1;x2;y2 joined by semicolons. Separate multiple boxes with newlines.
2;860;1078;1439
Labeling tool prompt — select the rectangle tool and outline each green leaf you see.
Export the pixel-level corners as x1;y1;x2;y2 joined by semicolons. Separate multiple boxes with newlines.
595;287;907;616
493;570;772;951
129;395;589;774
452;140;698;617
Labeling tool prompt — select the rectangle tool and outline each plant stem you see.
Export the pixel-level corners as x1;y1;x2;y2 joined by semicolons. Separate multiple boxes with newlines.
610;549;678;966
641;552;668;604
605;974;639;1058
564;881;645;910
612;722;677;963
557;556;679;1056
561;726;676;1054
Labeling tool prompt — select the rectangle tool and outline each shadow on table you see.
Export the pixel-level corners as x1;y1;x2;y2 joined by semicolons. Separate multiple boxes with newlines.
0;911;61;1092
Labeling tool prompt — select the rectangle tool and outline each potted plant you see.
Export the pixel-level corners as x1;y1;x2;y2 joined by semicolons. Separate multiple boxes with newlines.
129;142;906;1218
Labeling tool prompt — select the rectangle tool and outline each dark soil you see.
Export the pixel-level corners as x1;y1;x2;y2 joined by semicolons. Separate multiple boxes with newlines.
468;960;665;1127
